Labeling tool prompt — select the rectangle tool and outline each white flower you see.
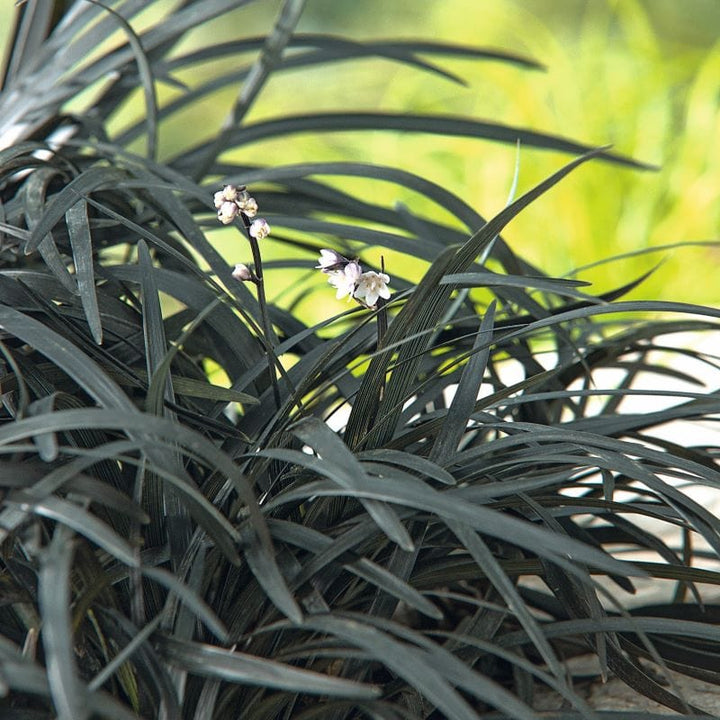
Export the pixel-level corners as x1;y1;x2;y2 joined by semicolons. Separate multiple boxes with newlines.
316;248;347;272
239;196;258;218
327;261;362;301
214;185;257;223
232;263;253;281
354;270;391;308
217;201;239;225
214;186;236;208
249;218;270;240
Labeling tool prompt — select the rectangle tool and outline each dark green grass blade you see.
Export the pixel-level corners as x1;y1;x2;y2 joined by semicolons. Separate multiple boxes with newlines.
26;394;60;462
0;305;136;411
268;518;442;620
288;417;415;551
266;476;644;579
0;406;304;619
140;567;227;641
87;614;163;695
455;426;720;554
447;518;566;680
427;625;600;717
0;453;149;525
87;0;159;160
138;239;173;415
345;148;610;450
442;271;594;299
0;649;142;720
192;0;306;179
1;1;55;85
155;635;381;698
367;38;544;71
21;167;78;294
502;615;720;713
65;199;102;343
161;35;543;81
215;113;654;170
241;526;303;624
119;35;542;150
15;494;137;566
40;527;90;720
12;0;246;145
431;301;496;464
359;448;457;485
214;160;485;232
343;245;458;450
0;408;242;551
106;264;263;383
25;166;128;254
300;613;536;720
353;613;567;719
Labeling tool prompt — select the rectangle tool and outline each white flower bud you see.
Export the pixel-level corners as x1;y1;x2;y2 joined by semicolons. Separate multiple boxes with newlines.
249;218;270;240
316;248;348;272
214;185;239;208
232;263;253;281
217;201;239;225
239;196;258;218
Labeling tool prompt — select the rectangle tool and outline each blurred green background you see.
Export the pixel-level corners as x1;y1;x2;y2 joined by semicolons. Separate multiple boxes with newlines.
3;0;719;303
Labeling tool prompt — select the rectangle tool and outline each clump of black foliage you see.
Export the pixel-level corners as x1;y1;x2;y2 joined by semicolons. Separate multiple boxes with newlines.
0;2;719;719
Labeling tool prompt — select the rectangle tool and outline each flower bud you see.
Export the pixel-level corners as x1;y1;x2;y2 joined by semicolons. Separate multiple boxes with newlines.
217;201;239;225
214;185;239;208
232;263;253;281
239;196;258;218
316;248;348;272
249;218;271;240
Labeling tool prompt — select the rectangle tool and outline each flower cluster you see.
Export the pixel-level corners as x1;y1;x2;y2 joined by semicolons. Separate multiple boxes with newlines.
215;184;273;283
214;184;270;242
316;249;391;309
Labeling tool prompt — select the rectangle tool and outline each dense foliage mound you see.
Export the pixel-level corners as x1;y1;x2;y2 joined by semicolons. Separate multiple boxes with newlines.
0;2;718;718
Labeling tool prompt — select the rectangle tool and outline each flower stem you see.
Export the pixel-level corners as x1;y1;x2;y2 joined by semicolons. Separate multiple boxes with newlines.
376;297;388;401
245;222;281;409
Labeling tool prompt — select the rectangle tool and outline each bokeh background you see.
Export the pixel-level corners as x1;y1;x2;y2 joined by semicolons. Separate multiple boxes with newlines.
3;0;719;303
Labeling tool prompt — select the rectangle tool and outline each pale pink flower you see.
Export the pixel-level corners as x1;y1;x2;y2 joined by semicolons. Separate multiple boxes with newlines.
354;270;391;308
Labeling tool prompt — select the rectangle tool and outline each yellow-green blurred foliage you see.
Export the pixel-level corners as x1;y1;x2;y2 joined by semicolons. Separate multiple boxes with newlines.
2;0;719;303
277;0;720;304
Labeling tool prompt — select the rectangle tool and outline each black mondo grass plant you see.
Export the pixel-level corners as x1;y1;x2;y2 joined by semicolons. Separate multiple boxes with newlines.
0;1;719;719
